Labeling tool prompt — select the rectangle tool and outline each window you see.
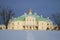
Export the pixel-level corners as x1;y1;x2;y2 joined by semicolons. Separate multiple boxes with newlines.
42;23;43;25
46;27;49;30
0;27;2;29
12;23;14;26
12;27;14;29
47;23;49;25
30;19;31;21
27;26;28;29
23;26;25;29
30;26;31;29
35;26;38;30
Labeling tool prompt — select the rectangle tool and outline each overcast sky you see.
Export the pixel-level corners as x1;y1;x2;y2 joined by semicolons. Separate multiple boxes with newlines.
0;0;60;17
0;0;60;40
0;0;60;24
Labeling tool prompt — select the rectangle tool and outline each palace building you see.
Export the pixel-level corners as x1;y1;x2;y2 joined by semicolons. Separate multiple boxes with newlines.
7;9;54;30
0;25;6;30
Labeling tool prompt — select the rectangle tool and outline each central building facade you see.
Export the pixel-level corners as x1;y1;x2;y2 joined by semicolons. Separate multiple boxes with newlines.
8;9;54;30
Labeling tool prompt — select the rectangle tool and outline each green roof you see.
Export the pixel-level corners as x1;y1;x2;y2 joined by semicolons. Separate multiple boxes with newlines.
37;17;50;21
12;13;51;22
12;16;25;21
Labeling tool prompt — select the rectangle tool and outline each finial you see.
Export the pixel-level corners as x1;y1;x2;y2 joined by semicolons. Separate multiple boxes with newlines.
24;13;27;15
34;12;37;15
41;15;43;18
47;17;49;19
29;9;32;12
29;9;32;14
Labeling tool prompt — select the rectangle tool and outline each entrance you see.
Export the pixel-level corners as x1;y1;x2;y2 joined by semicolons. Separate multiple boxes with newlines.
23;26;38;30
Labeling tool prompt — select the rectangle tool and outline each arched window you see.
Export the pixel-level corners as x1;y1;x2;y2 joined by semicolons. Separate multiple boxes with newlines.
46;27;49;30
30;26;31;29
35;26;38;30
47;23;49;25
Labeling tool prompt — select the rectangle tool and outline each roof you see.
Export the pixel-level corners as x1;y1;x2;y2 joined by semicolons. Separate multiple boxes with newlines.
12;12;51;22
0;25;5;27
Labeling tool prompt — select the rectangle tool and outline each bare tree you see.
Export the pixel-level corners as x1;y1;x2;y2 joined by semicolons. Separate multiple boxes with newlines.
0;7;14;29
51;12;60;27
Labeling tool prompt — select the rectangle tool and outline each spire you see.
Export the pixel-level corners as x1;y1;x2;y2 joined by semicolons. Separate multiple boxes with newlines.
29;9;32;14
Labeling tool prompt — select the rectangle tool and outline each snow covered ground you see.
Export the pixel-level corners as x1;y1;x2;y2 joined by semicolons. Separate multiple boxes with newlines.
0;30;60;40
